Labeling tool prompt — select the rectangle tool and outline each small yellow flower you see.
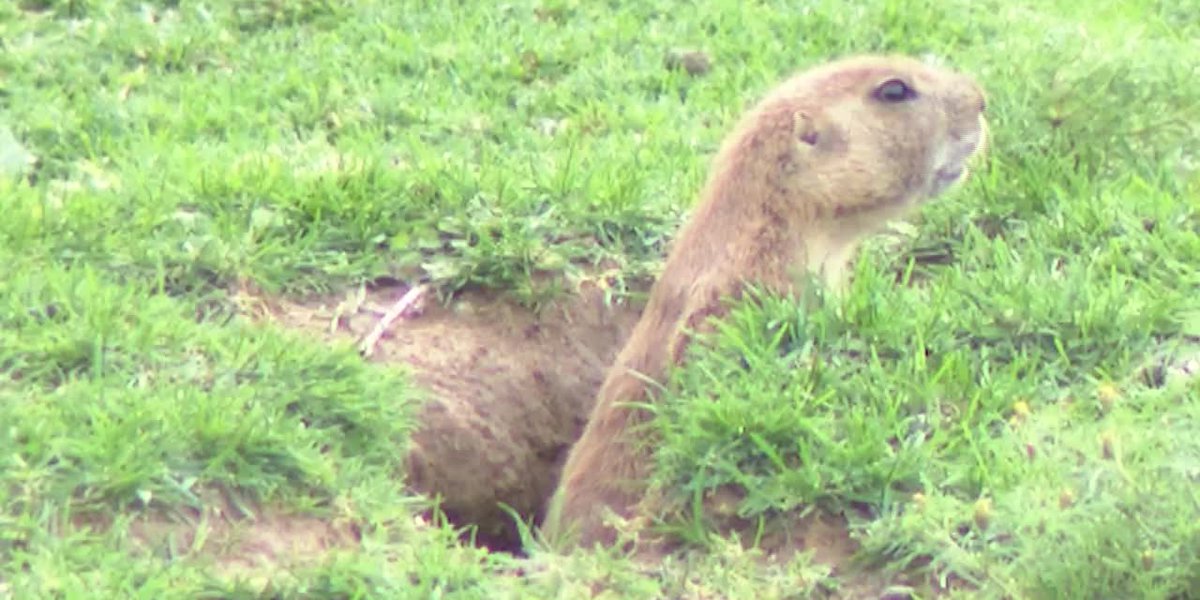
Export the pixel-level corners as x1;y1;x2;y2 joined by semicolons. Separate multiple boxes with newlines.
1009;400;1032;429
973;497;992;530
911;492;927;512
1097;382;1120;411
1012;400;1031;419
1058;488;1075;509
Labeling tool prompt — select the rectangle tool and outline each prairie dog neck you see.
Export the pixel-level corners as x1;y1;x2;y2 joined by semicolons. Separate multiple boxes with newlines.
544;54;989;550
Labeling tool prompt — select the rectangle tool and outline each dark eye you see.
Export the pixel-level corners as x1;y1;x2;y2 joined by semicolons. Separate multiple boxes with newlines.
874;78;916;103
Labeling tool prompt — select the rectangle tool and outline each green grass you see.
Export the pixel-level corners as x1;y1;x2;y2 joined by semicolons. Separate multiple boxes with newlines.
2;0;1198;598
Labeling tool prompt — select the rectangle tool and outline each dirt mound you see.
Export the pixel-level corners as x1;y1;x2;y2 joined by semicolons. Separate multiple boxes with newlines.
68;488;361;590
248;277;905;593
267;279;647;550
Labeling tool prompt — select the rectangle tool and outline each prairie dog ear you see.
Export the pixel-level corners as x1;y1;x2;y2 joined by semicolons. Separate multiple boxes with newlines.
793;111;822;147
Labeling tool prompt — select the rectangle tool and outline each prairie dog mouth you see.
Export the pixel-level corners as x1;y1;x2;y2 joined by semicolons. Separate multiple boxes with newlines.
929;151;975;196
935;164;966;183
931;117;987;196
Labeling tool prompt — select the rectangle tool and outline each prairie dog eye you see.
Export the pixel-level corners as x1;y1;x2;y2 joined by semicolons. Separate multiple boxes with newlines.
874;78;917;103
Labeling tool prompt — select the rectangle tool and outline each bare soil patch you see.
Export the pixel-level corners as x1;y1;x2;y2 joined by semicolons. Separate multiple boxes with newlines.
639;487;903;598
73;488;362;589
265;278;648;551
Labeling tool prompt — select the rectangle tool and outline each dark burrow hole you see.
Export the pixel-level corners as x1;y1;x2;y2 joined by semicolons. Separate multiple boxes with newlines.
437;504;544;557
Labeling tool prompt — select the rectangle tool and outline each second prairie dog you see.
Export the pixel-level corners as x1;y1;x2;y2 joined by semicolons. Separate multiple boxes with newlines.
542;54;989;549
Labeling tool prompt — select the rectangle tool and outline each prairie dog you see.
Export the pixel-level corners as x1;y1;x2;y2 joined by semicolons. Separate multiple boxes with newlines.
542;55;989;549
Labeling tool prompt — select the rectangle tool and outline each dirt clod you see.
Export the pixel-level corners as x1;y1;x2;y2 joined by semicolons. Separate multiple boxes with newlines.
665;49;713;76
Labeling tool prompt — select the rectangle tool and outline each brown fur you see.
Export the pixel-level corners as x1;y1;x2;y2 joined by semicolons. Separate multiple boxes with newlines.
393;285;644;551
541;55;988;549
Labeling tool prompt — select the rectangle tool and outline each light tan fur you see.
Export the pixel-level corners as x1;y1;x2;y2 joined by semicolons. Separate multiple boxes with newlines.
541;54;989;549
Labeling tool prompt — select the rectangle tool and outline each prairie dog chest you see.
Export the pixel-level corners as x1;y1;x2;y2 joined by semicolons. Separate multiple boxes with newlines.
799;206;914;292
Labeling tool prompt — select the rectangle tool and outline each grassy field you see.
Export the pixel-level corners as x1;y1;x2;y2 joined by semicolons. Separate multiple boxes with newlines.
2;0;1198;598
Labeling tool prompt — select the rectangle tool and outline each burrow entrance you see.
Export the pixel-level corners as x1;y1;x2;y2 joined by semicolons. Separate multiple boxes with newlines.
261;277;649;552
171;277;913;596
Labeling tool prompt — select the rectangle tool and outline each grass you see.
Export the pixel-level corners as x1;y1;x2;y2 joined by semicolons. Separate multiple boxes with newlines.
1;0;1197;598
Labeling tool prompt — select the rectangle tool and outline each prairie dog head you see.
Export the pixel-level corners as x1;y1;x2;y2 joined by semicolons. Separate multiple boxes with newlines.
758;55;989;220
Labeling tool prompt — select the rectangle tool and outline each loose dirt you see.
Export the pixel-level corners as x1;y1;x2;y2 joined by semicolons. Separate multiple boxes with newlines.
267;278;648;551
